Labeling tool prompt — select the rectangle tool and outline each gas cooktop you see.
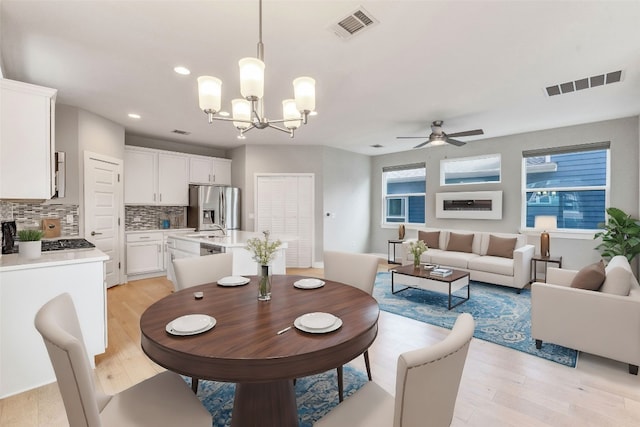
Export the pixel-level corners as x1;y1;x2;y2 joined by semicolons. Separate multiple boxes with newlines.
2;238;95;255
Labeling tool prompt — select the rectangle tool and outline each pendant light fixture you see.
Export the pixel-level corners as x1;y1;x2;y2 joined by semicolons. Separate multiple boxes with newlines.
197;0;316;139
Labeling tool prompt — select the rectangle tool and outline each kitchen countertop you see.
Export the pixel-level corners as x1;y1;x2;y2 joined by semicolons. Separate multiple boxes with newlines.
0;248;108;272
167;230;294;248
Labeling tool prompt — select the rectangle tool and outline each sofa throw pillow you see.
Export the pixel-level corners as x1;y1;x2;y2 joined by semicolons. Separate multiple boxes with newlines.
418;231;440;249
446;232;474;253
570;260;605;291
600;258;632;296
486;235;517;259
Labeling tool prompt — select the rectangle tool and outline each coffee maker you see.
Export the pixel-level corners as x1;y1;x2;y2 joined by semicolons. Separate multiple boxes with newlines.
2;220;17;254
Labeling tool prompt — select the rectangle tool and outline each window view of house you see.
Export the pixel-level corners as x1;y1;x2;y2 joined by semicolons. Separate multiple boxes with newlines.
441;154;501;185
524;146;609;230
382;164;426;225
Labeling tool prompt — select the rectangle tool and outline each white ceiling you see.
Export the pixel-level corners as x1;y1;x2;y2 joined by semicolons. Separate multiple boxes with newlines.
2;0;640;156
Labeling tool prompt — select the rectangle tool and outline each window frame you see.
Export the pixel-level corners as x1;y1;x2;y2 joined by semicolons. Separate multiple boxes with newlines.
382;163;426;227
440;153;502;186
521;142;611;233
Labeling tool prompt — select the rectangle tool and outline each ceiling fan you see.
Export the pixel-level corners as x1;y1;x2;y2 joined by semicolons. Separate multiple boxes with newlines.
396;120;484;148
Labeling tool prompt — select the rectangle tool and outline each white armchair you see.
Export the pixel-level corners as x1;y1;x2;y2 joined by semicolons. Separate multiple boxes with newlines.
532;255;640;374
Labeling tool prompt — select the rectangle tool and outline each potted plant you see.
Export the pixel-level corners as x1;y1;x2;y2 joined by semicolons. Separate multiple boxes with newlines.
18;229;45;259
594;207;640;262
408;240;428;267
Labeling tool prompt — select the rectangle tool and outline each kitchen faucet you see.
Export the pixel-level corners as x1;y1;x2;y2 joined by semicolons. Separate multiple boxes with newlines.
210;224;227;236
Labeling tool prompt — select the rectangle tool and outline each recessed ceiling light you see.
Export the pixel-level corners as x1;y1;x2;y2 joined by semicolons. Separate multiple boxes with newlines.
174;66;191;75
219;111;230;117
310;111;318;116
128;113;141;119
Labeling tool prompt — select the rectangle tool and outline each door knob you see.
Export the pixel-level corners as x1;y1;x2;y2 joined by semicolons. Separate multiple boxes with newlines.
91;231;103;236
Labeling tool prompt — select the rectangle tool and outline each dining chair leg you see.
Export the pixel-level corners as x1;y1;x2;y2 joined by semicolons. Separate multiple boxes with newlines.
191;377;199;393
336;366;344;402
363;350;372;381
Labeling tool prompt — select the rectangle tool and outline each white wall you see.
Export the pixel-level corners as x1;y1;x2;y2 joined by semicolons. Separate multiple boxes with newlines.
322;147;371;253
370;116;640;270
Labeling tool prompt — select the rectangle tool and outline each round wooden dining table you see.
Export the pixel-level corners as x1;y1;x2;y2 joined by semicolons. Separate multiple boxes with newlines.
140;274;379;427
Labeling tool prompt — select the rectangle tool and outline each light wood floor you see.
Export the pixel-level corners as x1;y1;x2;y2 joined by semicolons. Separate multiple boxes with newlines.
2;265;640;426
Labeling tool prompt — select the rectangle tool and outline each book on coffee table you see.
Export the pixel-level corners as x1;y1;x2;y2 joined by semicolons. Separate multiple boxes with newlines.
431;268;453;277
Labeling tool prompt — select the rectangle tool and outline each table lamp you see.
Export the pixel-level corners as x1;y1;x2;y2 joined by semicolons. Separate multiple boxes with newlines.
535;215;557;257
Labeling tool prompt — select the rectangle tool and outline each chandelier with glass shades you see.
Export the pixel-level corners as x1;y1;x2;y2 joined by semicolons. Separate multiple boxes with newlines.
197;0;316;139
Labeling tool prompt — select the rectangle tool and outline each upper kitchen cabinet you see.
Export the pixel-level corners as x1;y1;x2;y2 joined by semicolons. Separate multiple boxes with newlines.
124;146;189;205
189;155;232;186
0;79;57;199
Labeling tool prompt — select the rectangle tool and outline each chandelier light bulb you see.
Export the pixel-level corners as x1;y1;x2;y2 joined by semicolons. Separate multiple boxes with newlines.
282;99;301;130
239;58;265;100
293;77;316;112
197;76;222;112
232;99;252;130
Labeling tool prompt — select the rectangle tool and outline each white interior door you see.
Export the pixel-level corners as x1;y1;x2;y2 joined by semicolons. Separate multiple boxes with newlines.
255;174;314;268
84;152;123;287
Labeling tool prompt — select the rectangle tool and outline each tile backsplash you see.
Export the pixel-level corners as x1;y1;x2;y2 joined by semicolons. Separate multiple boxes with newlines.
0;201;80;236
125;206;187;231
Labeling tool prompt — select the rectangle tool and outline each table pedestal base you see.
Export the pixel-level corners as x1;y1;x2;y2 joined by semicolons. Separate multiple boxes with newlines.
232;380;298;427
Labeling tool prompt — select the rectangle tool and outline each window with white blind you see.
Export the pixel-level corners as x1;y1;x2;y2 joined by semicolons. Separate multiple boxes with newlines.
522;142;610;230
382;163;426;225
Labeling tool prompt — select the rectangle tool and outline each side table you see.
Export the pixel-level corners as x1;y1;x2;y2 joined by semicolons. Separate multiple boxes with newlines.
387;239;404;264
530;255;563;283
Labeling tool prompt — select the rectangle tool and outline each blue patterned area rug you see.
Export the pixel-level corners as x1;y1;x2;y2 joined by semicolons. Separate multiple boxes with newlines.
186;366;367;427
374;272;577;367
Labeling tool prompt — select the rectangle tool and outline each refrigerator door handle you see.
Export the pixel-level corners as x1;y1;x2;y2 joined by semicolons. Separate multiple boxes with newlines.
220;189;226;228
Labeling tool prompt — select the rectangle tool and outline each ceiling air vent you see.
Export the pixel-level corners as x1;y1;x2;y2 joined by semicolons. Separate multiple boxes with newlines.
330;7;378;40
171;129;191;135
370;144;383;148
545;70;624;97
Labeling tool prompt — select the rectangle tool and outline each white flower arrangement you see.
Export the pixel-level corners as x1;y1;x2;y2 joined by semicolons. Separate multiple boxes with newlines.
246;230;282;265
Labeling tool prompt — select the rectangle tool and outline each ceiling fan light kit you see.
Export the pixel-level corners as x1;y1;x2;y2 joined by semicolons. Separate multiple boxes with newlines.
397;120;484;148
197;0;316;139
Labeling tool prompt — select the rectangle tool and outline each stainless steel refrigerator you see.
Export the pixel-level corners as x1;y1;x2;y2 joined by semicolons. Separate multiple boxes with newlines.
187;185;241;231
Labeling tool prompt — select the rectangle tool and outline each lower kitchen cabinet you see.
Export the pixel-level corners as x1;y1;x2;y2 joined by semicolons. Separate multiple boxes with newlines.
126;232;163;276
0;251;107;398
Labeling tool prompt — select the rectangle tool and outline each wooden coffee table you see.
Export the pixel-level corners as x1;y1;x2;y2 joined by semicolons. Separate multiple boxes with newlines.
390;264;470;310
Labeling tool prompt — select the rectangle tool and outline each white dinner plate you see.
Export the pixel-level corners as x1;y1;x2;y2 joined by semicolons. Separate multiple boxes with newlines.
166;314;216;336
294;315;343;334
217;276;250;286
298;312;337;330
293;278;325;289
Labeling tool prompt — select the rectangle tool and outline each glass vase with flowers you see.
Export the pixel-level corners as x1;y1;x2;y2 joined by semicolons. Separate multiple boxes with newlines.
408;240;428;268
246;230;282;301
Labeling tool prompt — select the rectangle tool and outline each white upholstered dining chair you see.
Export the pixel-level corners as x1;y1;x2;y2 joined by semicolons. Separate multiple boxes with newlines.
173;252;233;291
34;293;212;427
315;312;475;427
172;251;233;391
323;250;380;401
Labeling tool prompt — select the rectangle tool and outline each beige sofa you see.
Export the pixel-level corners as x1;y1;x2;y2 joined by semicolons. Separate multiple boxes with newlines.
399;228;535;290
531;255;640;374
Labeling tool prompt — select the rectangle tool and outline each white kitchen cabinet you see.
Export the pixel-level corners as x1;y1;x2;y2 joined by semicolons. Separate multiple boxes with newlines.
189;155;232;185
126;232;164;275
124;147;189;205
0;79;57;199
213;158;232;185
0;251;107;398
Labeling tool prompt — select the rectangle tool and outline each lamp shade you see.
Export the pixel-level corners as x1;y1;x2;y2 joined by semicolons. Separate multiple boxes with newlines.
232;99;251;130
534;215;557;231
282;99;301;130
239;58;265;99
293;77;316;112
197;76;222;112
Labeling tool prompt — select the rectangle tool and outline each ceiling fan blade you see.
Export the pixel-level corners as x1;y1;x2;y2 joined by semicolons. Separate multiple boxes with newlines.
413;141;430;149
447;129;484;138
446;138;466;147
396;136;430;139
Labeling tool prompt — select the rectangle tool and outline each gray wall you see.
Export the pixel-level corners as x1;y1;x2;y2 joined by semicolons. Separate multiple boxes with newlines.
370;116;640;270
323;147;371;253
125;134;228;158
